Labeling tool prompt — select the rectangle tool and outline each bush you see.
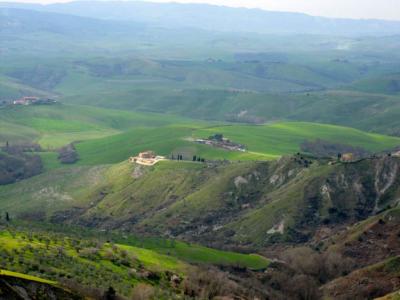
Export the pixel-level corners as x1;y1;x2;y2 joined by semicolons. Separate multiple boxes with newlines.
0;151;43;184
183;267;237;299
58;144;79;164
131;283;155;300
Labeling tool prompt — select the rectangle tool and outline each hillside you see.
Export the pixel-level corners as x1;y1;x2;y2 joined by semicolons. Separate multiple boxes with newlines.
1;155;399;248
2;157;400;299
2;101;398;169
73;121;400;166
0;270;81;299
0;224;271;299
2;7;400;139
322;256;400;299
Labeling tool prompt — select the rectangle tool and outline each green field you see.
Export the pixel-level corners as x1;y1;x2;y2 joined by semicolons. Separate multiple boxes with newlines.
2;102;398;167
74;121;400;165
0;269;57;285
1;100;399;172
0;104;205;148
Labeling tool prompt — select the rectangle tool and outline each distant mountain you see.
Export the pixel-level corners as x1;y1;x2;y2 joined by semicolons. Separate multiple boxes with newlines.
0;7;144;36
2;1;400;36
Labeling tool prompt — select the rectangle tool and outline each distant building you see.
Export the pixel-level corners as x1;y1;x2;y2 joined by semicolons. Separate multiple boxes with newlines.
138;151;156;159
13;96;57;106
341;153;354;162
13;96;39;105
392;151;400;157
129;151;165;166
194;134;246;152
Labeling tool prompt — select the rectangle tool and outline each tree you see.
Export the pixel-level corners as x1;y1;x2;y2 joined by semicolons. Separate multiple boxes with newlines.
103;286;116;300
193;155;197;161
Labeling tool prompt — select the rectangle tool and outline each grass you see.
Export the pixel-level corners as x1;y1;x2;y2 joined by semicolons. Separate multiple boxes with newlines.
0;230;182;273
75;121;400;166
0;269;57;285
151;241;269;269
194;122;400;156
0;104;205;148
1;101;399;168
114;233;269;270
0;229;180;295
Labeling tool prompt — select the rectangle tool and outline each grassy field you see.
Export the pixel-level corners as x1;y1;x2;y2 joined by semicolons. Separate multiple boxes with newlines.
0;269;57;285
74;121;400;166
115;234;269;270
194;122;400;155
0;104;205;148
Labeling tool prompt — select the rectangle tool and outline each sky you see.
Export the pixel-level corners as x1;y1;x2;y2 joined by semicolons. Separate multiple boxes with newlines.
1;0;400;21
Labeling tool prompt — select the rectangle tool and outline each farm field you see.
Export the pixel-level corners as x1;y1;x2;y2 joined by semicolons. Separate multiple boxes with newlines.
3;101;397;168
0;104;206;148
74;121;400;165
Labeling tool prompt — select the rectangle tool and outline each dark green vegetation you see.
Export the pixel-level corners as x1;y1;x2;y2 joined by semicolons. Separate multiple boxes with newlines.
1;2;400;299
0;144;43;184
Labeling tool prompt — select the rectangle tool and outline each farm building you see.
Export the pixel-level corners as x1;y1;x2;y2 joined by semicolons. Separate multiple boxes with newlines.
13;96;57;106
13;96;39;105
392;151;400;157
340;153;354;162
129;151;165;166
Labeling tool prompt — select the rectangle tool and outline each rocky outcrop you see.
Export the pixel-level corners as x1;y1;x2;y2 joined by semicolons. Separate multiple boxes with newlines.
0;274;82;300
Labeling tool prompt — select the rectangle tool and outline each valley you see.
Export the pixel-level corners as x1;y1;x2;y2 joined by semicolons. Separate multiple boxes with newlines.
1;1;400;299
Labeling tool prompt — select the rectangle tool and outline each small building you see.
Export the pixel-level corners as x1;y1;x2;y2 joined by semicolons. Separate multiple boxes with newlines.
392;151;400;157
12;96;57;106
341;153;354;162
129;151;165;166
13;96;39;105
138;151;156;159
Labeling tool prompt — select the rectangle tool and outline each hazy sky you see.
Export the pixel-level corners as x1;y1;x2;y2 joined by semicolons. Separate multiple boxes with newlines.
2;0;400;21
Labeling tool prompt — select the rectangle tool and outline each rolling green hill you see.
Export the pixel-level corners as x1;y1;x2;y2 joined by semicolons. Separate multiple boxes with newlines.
74;121;400;165
58;86;400;136
0;104;202;148
348;73;400;95
1;102;399;170
2;155;400;248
